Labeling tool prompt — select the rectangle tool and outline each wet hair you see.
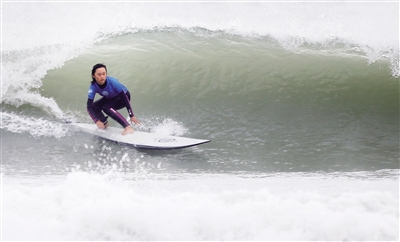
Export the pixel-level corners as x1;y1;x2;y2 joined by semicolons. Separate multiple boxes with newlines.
91;63;107;84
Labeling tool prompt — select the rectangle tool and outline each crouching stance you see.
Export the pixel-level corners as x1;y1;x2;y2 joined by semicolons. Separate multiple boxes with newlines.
87;63;140;135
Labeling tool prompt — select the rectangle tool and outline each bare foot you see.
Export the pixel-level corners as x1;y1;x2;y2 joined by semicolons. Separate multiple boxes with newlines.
122;126;134;135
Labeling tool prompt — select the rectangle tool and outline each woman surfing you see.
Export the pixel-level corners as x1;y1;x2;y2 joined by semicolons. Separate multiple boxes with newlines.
87;63;140;135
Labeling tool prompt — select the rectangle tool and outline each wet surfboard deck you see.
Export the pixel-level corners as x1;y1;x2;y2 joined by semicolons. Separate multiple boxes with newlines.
73;123;210;149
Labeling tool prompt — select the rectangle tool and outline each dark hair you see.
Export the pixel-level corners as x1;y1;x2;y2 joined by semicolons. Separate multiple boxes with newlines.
91;63;107;84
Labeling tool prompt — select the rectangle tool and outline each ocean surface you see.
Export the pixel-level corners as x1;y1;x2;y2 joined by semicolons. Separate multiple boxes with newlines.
1;1;399;241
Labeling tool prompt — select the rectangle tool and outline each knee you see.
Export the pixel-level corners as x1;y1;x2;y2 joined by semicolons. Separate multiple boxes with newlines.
92;102;103;112
102;107;115;116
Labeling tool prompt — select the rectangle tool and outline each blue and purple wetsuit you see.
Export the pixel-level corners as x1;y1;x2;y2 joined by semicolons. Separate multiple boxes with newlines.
87;76;134;128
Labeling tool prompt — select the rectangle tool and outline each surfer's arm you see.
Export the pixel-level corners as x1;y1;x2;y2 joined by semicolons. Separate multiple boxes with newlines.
86;98;99;123
119;91;140;125
118;91;134;117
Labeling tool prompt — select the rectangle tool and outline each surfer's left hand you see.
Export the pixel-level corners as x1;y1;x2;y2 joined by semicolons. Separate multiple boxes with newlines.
130;116;141;125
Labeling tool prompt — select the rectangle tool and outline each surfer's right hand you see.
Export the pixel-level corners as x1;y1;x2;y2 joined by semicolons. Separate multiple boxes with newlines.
96;121;106;130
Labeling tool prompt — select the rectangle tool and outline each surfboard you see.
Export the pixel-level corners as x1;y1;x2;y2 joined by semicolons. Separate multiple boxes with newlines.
73;123;210;149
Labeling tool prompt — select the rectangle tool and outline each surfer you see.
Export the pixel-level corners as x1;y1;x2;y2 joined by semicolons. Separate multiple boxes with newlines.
87;63;140;135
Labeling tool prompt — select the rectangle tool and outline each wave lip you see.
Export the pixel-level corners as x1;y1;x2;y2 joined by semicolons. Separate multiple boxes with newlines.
2;2;399;73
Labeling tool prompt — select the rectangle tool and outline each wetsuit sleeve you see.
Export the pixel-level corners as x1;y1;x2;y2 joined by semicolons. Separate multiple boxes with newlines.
88;85;96;99
119;91;134;117
87;98;98;123
86;85;99;123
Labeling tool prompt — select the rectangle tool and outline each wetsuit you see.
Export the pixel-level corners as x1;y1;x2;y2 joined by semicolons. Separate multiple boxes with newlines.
87;76;134;128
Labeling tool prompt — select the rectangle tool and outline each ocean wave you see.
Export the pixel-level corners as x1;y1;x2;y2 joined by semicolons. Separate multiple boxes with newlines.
2;171;399;240
2;2;398;113
1;2;398;163
2;2;398;82
2;28;398;141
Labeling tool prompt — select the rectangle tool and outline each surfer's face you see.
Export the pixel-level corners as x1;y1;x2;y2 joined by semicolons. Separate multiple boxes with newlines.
93;67;107;85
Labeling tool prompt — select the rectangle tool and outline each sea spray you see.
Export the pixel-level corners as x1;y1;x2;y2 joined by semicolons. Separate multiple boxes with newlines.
2;172;398;240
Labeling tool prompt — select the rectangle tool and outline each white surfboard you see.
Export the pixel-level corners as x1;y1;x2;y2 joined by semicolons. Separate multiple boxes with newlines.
73;123;210;149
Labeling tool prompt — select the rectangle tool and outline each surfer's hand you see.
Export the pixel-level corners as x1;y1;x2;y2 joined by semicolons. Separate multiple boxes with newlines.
96;121;106;129
130;116;140;125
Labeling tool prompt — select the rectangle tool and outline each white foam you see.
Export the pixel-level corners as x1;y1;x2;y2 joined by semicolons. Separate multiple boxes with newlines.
150;118;188;136
1;112;69;138
137;116;189;136
2;171;398;241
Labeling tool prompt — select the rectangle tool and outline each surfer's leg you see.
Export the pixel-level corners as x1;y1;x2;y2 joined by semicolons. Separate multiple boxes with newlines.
111;91;130;111
92;98;109;124
102;95;134;135
104;107;133;135
102;96;129;127
102;107;130;128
